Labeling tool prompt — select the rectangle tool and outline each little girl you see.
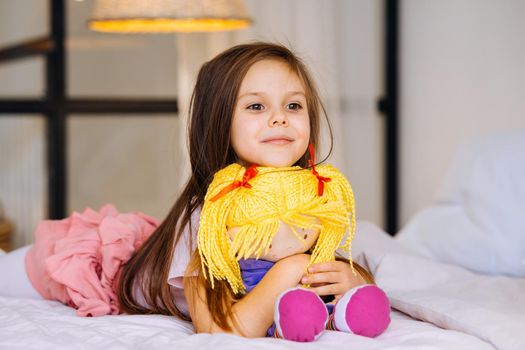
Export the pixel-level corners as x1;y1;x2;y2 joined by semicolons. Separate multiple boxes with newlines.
0;42;389;341
118;42;389;340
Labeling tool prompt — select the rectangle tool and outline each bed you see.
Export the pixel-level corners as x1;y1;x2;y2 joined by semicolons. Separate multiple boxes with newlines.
1;130;524;349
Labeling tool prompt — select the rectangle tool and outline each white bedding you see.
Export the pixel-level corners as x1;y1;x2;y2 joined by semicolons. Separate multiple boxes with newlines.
1;222;523;350
0;296;493;350
397;130;525;277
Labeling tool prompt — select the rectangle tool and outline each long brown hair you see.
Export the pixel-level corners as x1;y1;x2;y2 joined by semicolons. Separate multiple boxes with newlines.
117;42;333;329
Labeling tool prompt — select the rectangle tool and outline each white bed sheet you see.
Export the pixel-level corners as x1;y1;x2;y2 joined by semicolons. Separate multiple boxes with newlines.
1;222;523;350
0;296;492;350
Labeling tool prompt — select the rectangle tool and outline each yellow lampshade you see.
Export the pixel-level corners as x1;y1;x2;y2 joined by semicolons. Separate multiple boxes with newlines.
89;0;252;33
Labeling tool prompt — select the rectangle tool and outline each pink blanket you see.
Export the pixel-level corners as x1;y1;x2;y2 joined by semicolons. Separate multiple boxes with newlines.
25;205;159;317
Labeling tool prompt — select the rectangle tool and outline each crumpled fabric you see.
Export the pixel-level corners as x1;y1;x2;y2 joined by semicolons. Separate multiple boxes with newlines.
238;258;275;293
25;204;159;317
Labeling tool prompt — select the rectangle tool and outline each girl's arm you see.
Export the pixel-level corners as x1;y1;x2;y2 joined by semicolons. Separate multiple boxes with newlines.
184;253;310;337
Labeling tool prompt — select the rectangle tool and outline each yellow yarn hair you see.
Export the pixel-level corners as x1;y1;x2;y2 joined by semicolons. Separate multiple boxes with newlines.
197;163;356;295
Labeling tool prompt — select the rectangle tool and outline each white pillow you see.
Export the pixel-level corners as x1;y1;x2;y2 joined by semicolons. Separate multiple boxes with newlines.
0;245;43;299
396;130;525;277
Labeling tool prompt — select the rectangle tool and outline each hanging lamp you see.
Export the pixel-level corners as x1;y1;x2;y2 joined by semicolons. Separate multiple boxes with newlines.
89;0;252;33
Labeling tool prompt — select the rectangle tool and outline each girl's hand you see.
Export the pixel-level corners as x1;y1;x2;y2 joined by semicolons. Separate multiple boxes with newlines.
300;260;367;303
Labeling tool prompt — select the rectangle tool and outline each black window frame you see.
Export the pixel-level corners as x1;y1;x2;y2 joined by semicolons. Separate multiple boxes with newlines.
0;0;178;220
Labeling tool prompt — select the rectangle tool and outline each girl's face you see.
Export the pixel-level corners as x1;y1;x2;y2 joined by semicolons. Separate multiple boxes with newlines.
230;59;310;167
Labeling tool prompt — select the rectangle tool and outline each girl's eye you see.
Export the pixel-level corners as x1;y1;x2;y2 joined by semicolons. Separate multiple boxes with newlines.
287;103;303;111
247;103;264;111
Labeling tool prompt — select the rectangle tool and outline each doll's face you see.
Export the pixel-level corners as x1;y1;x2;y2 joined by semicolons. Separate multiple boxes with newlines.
230;59;310;167
228;220;319;262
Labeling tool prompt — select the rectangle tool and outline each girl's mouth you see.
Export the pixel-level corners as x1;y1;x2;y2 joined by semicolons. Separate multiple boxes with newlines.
263;138;293;145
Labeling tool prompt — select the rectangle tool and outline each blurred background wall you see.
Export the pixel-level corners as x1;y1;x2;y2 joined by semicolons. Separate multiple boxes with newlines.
0;0;524;249
400;0;525;225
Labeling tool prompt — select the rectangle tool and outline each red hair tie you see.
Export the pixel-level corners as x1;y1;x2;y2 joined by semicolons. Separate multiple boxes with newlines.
308;143;331;196
210;164;259;202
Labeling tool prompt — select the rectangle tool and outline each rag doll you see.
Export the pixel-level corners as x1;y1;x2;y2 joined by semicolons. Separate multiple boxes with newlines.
198;161;390;342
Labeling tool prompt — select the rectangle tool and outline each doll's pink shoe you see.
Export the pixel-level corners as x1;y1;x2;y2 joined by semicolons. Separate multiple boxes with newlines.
331;284;390;337
274;287;328;342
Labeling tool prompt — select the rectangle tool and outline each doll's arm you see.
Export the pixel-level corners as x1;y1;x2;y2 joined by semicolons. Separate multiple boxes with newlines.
184;253;310;337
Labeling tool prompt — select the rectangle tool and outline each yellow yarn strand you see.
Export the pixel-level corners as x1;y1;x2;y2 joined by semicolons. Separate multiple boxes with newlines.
197;163;356;295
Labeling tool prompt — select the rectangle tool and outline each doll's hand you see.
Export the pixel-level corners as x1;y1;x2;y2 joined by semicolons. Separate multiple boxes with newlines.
300;260;366;303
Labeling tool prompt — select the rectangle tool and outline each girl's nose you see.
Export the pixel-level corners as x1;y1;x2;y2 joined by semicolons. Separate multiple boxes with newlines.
272;119;287;126
269;110;288;127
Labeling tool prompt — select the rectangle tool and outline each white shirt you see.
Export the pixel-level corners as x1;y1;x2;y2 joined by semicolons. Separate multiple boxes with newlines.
167;207;201;316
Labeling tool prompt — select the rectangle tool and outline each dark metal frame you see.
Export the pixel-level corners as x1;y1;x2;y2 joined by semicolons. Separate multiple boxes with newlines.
1;0;399;234
380;0;399;235
0;0;178;219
